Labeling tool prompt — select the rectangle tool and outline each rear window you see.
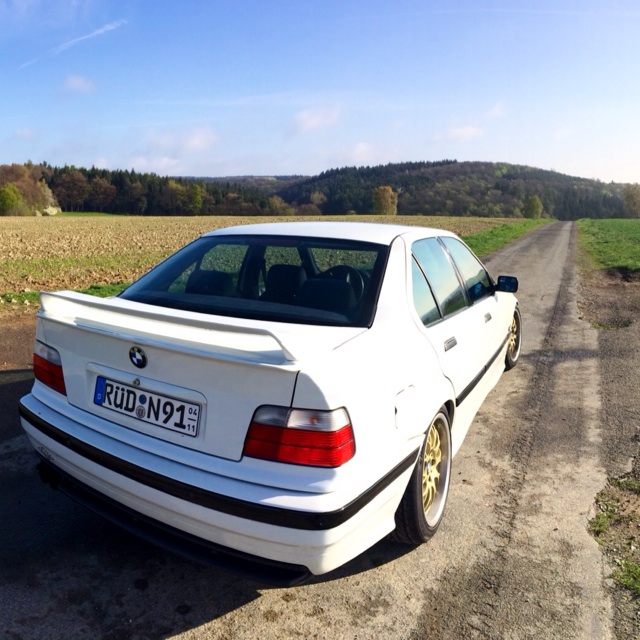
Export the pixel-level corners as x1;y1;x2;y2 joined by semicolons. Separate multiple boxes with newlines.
120;234;389;327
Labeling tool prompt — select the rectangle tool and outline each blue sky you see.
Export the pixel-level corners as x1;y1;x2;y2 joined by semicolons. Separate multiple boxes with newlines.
1;0;639;182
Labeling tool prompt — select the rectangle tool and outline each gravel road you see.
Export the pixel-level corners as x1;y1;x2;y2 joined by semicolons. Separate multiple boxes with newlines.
1;220;638;639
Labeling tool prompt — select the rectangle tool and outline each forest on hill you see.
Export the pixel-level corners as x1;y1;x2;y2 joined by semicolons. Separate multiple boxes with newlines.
0;159;637;219
274;160;626;219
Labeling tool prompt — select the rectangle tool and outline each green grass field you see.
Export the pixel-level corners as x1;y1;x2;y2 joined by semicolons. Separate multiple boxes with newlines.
579;218;640;600
577;218;640;273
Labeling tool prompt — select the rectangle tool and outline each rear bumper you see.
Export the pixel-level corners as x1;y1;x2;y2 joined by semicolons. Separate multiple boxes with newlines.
19;395;417;578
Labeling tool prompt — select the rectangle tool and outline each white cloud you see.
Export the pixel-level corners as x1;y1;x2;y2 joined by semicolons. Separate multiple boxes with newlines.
148;126;219;156
18;58;38;69
433;125;483;142
64;74;95;93
293;106;341;134
18;19;127;68
182;127;219;153
487;101;507;118
50;20;127;56
350;142;375;164
127;126;219;174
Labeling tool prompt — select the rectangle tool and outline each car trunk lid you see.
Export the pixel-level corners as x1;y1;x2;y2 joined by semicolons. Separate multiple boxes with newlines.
37;291;363;461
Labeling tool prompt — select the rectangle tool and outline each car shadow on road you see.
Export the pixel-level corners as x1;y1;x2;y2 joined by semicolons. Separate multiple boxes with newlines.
1;454;416;639
0;368;34;442
1;449;265;638
0;366;263;637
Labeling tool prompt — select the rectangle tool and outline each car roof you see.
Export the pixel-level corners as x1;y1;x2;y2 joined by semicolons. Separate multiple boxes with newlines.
202;221;458;244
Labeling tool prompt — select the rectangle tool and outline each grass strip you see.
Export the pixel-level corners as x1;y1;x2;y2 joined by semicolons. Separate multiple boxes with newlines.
613;561;640;597
590;476;640;598
577;218;640;272
463;219;550;256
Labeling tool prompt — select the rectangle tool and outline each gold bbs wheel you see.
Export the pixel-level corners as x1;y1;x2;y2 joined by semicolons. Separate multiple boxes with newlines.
422;421;443;518
393;409;452;544
505;306;522;370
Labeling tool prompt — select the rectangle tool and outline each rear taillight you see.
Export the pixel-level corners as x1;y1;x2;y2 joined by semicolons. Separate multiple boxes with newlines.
34;341;67;396
243;406;355;468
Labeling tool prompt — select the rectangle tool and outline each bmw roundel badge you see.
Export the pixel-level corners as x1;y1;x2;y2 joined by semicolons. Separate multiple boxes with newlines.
129;346;147;369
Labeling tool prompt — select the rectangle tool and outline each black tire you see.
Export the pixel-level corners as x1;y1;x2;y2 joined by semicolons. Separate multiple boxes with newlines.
505;306;522;371
393;409;452;545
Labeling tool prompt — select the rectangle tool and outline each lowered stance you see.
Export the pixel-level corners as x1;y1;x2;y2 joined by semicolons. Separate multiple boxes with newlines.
19;222;521;584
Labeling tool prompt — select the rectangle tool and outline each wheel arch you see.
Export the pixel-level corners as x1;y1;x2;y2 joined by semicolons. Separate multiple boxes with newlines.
442;399;455;428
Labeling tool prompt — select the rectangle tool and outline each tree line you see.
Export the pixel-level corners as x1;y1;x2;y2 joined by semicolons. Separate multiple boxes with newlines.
44;164;287;216
0;162;295;217
1;160;639;219
275;161;631;220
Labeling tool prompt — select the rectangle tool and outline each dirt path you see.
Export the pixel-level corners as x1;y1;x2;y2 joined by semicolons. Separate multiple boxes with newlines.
1;221;638;639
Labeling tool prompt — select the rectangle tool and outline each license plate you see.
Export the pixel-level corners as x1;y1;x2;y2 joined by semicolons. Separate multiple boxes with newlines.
94;376;200;436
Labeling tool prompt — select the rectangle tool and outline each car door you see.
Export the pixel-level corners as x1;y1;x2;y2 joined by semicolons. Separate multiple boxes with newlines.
411;237;488;406
439;236;508;369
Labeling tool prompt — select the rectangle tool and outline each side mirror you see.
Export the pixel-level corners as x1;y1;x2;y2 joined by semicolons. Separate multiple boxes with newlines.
495;275;518;293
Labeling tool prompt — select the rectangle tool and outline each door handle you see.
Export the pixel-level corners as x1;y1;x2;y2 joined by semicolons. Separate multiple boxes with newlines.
444;337;457;352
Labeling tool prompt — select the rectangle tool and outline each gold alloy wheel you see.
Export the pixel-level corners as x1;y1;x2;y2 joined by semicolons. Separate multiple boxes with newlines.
505;308;522;371
392;409;451;543
508;315;519;357
422;421;443;516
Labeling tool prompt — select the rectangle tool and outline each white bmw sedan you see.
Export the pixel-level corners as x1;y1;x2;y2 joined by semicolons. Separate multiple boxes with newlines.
19;221;521;584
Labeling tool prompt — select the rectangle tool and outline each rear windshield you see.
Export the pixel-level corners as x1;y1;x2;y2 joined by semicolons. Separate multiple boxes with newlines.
120;234;389;327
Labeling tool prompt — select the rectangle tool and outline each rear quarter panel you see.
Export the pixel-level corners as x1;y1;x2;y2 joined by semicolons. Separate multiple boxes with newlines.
292;238;455;498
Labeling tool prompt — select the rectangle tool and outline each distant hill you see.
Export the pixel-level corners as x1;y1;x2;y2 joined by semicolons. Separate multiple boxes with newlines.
273;160;624;220
191;175;304;193
0;160;627;218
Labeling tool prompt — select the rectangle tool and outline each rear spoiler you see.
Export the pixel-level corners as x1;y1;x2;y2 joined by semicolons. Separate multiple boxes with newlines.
38;291;300;366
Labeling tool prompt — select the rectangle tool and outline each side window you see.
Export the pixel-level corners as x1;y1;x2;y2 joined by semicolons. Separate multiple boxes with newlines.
440;237;492;303
412;238;467;318
412;259;441;326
